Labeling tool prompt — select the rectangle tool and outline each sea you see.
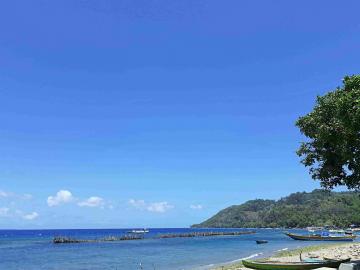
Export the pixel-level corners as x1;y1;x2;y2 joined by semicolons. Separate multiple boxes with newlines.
0;228;357;270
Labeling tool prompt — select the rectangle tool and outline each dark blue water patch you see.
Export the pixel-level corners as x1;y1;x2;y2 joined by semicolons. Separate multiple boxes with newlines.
0;228;357;270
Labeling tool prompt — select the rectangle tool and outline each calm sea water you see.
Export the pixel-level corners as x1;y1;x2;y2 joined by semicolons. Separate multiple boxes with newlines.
0;228;357;270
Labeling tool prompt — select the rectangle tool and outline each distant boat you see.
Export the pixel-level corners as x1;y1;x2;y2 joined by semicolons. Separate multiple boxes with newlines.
256;240;268;244
306;226;323;232
285;232;356;241
128;229;149;234
242;258;350;270
349;226;360;232
328;229;345;234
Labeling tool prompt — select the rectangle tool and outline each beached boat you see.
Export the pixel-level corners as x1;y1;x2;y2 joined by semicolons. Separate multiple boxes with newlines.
256;240;268;244
242;258;350;270
285;232;356;241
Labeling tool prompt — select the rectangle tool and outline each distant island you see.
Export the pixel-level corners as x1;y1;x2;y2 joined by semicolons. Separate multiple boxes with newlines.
192;189;360;228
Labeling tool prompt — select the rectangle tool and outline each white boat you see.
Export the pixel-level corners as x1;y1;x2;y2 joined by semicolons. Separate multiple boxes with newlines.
128;229;149;234
306;227;323;232
329;229;345;234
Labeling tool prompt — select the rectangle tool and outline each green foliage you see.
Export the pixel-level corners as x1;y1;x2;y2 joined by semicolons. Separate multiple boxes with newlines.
296;75;360;190
192;190;360;228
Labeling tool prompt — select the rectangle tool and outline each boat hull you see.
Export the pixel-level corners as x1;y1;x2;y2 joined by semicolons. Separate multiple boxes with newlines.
242;259;350;270
256;240;268;244
285;232;356;241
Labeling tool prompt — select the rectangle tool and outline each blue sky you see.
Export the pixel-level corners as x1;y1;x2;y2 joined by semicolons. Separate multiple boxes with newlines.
0;0;360;229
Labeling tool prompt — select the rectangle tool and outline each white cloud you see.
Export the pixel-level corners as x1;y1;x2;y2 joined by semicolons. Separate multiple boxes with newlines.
129;199;174;213
47;190;74;207
23;212;39;220
78;196;104;208
0;207;9;217
190;204;203;210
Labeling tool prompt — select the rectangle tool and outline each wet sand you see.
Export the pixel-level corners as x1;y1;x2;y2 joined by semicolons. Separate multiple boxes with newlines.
213;243;360;270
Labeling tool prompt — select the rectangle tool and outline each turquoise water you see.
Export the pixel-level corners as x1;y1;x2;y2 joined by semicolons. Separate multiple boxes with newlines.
0;228;356;270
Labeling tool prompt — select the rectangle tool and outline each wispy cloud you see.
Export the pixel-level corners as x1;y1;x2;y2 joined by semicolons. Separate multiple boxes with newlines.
129;199;174;213
129;199;146;209
147;202;174;213
0;190;32;200
22;211;39;220
78;196;104;208
0;190;11;198
190;204;203;210
0;207;10;217
47;190;74;207
22;194;33;200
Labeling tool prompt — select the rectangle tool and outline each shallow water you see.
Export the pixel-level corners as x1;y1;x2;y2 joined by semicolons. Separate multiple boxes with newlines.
0;228;357;270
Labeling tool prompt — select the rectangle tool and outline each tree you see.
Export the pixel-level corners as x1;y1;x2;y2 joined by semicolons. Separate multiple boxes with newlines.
296;75;360;190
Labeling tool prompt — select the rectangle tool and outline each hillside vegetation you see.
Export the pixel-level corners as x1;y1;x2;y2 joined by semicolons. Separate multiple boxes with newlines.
192;190;360;228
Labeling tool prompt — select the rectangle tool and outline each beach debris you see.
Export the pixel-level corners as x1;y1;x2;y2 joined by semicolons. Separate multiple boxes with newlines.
308;252;319;258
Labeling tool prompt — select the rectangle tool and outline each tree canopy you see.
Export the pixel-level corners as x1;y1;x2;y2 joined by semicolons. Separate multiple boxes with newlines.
296;75;360;190
192;190;360;228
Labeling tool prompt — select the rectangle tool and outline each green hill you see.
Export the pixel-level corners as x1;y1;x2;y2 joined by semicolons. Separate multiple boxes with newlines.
192;190;360;228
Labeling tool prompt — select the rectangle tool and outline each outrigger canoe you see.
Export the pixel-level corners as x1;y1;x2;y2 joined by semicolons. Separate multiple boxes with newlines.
285;232;356;241
242;258;350;270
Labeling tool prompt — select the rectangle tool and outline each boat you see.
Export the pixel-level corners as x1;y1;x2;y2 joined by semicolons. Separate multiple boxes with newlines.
128;228;149;234
256;240;268;244
285;232;356;241
242;258;351;270
306;227;323;232
328;229;345;234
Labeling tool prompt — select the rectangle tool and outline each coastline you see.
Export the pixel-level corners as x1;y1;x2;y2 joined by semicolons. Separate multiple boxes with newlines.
211;242;360;270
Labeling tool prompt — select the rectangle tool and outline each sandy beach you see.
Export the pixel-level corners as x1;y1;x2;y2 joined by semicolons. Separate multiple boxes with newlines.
214;243;360;270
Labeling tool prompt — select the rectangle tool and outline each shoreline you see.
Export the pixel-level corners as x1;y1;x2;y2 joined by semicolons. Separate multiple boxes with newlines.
211;242;360;270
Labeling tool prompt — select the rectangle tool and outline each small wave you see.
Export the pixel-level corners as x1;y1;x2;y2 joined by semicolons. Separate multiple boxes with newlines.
277;248;288;251
199;253;262;269
193;263;215;270
229;252;262;263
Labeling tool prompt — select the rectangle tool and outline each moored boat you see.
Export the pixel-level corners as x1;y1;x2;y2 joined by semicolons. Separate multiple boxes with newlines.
256;240;268;244
127;228;149;234
306;227;323;232
328;229;345;234
242;258;350;270
285;232;356;241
